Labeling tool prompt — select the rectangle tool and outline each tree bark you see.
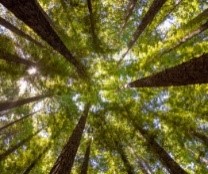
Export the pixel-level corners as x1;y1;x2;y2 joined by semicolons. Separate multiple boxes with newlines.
128;53;208;87
0;0;86;77
0;49;37;67
49;103;90;174
0;16;43;47
0;110;41;132
136;127;187;174
0;129;42;161
124;0;167;56
23;145;50;174
0;94;49;112
80;140;91;174
116;142;135;174
137;156;151;174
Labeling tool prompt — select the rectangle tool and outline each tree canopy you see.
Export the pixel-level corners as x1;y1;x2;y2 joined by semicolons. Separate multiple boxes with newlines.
0;0;208;173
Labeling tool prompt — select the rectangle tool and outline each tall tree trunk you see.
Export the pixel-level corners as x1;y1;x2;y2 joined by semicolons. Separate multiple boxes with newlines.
0;110;41;132
86;0;101;52
191;131;208;148
137;157;151;174
0;94;49;112
0;49;37;67
128;53;208;87
0;16;43;47
80;140;91;174
123;107;187;174
86;0;96;40
0;0;86;77
136;127;187;174
116;142;135;174
49;103;90;174
122;0;137;30
161;21;208;56
23;145;50;174
123;0;167;57
0;129;42;161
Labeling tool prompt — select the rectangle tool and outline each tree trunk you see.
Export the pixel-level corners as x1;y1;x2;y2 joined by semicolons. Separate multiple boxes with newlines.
0;129;42;161
115;140;135;174
191;131;208;148
124;0;167;56
0;16;43;47
80;140;91;174
123;107;187;174
161;21;208;56
49;103;90;174
128;53;208;87
0;110;41;132
0;49;36;67
0;94;49;112
137;156;151;174
0;0;86;77
23;145;50;174
136;129;186;174
136;127;187;174
122;0;137;30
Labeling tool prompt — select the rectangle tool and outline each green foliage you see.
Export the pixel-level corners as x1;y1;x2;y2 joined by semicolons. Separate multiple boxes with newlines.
0;0;208;173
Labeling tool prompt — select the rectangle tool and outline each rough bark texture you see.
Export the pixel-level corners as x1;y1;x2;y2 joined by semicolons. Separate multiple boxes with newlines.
0;16;43;47
0;110;40;132
49;104;90;174
23;145;50;174
0;0;86;77
0;49;36;67
126;0;167;51
0;129;41;161
0;94;49;112
80;140;91;174
129;54;208;87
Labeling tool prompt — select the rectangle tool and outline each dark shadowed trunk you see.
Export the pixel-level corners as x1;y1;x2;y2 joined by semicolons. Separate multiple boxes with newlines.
124;0;167;56
86;0;101;51
23;145;50;174
0;94;50;112
115;140;135;174
129;53;208;87
87;0;96;40
0;129;42;161
0;0;86;77
49;103;90;174
0;110;41;132
80;140;91;174
0;49;37;67
0;16;43;47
